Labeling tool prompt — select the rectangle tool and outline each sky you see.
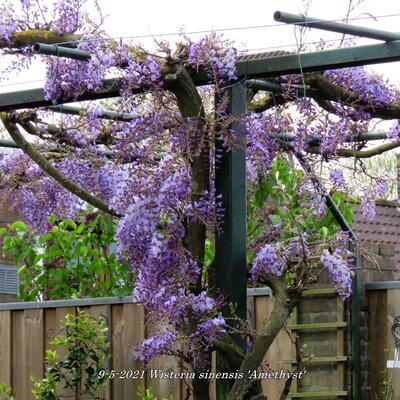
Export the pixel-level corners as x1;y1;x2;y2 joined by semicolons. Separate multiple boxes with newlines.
2;0;400;90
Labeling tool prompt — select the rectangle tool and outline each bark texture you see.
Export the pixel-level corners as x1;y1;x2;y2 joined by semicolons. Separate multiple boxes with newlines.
228;275;299;400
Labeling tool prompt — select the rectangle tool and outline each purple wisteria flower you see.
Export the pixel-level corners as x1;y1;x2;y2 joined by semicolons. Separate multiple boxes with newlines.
325;67;397;107
249;243;286;283
136;327;176;363
361;179;388;222
329;169;346;190
188;33;237;83
320;249;353;299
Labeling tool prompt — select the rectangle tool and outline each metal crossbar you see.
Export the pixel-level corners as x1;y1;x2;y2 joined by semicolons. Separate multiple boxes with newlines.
274;11;400;42
3;38;400;110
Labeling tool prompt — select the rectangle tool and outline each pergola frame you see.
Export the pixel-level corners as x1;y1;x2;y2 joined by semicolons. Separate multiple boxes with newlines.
2;11;400;399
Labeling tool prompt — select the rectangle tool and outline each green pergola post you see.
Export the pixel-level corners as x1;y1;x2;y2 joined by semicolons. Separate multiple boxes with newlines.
215;81;247;398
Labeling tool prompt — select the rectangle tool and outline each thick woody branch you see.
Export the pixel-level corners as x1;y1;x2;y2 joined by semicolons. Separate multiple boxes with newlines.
2;30;80;49
248;73;400;120
163;64;208;269
308;141;400;158
305;73;400;120
0;113;120;218
162;63;209;400
228;274;300;400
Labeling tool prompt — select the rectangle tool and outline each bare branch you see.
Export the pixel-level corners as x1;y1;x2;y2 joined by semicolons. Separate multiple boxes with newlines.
308;141;400;158
0;113;120;218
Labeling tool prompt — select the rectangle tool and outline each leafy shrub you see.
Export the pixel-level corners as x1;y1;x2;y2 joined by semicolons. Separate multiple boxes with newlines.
32;308;110;400
1;212;132;300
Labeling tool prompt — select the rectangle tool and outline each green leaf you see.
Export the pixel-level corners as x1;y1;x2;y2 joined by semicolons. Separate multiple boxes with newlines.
269;214;281;226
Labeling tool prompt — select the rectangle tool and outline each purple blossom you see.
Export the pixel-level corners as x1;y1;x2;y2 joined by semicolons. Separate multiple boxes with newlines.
53;0;87;33
325;67;397;107
244;113;283;181
311;191;326;218
0;1;17;41
320;249;353;299
136;327;176;363
329;169;346;190
44;42;117;103
249;244;286;283
188;33;237;83
388;120;400;139
185;315;227;367
191;292;215;315
361;179;388;222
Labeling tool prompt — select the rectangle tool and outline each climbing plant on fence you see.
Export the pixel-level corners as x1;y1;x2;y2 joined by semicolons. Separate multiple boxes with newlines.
0;1;399;399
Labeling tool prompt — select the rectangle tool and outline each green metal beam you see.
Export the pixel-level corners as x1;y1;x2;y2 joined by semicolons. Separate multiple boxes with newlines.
33;43;91;60
215;82;247;321
0;78;123;111
235;40;400;77
3;39;400;111
215;82;247;398
274;11;400;42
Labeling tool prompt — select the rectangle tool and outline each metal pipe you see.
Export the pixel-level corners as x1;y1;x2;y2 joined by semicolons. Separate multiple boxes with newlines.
33;43;91;61
274;11;400;42
47;105;136;122
273;132;388;146
246;79;285;93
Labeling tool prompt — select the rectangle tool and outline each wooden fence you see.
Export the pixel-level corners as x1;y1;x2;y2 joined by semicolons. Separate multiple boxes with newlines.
0;288;295;400
367;282;400;400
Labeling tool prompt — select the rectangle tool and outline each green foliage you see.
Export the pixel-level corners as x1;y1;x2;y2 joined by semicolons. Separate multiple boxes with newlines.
247;156;354;263
31;308;110;400
1;212;133;300
0;383;15;400
137;388;175;400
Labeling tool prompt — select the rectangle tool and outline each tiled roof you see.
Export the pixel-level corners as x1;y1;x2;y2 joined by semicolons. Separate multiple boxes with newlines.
353;200;400;267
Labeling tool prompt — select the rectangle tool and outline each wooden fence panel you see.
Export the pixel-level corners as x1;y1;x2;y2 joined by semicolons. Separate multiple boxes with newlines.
253;294;293;400
83;305;111;400
22;309;44;400
0;291;293;400
111;303;145;400
0;310;11;387
11;310;24;400
368;286;400;400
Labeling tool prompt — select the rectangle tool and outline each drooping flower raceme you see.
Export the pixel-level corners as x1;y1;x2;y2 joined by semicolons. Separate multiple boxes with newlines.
249;243;286;283
188;33;237;83
320;249;353;299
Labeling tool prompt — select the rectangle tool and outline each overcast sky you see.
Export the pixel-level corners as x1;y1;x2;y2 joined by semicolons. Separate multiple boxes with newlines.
1;0;400;92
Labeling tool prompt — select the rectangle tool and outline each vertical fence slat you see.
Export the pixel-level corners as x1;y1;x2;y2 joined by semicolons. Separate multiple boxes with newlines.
148;354;182;399
111;304;124;400
49;307;77;398
0;311;11;387
22;309;44;400
83;305;111;400
12;311;23;400
111;303;145;400
255;294;293;399
44;308;57;351
387;289;400;397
